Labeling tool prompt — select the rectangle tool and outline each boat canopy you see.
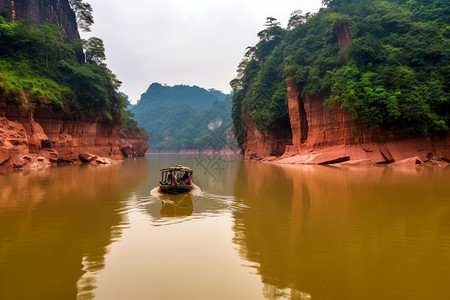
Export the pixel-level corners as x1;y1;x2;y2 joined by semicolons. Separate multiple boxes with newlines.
160;165;193;173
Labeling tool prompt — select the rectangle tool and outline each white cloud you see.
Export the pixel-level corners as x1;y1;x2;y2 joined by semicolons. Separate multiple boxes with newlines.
81;0;323;103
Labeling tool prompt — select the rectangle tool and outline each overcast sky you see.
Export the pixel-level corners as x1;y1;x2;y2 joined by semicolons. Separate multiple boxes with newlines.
81;0;324;103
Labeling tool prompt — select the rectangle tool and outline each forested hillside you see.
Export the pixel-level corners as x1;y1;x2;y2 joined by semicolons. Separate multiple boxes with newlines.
0;16;128;122
0;0;144;136
131;83;233;150
231;0;449;147
0;0;148;170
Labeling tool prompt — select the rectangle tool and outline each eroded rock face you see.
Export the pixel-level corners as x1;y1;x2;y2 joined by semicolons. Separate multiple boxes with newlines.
334;23;352;52
241;23;450;165
34;109;123;163
242;114;292;160
283;81;450;164
0;0;79;41
119;130;148;157
0;97;124;171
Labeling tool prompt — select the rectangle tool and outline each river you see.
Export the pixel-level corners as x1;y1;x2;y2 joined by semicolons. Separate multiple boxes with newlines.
1;154;449;300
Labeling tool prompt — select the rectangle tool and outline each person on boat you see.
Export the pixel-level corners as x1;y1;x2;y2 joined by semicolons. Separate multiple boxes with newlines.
182;172;190;185
167;173;173;185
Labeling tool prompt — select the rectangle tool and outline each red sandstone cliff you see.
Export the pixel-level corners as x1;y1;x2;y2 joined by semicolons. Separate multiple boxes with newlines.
283;84;449;164
242;114;292;160
119;130;148;157
0;94;147;171
241;24;449;165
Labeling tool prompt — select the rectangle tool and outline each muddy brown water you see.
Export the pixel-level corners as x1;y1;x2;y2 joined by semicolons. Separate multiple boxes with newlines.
1;154;449;300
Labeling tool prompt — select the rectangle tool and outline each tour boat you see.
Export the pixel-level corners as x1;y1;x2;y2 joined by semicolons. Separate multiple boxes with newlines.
159;165;193;194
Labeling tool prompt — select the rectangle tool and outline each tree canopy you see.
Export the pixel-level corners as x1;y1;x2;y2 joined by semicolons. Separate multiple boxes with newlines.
130;84;233;150
69;0;94;32
0;17;131;124
231;0;449;146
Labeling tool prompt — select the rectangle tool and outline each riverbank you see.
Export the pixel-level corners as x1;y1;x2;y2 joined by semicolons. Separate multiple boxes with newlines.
0;104;147;172
252;142;450;167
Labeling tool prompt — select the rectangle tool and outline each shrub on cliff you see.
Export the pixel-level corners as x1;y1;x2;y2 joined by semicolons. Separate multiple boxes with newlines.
231;0;449;146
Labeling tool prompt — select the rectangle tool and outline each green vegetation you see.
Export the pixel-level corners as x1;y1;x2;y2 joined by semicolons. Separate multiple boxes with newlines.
131;83;233;150
69;0;94;32
0;16;137;126
231;0;450;147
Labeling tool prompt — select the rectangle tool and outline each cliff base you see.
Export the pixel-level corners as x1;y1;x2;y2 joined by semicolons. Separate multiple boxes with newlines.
1;96;148;171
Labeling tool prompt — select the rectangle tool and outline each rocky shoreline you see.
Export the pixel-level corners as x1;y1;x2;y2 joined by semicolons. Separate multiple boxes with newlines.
251;143;449;168
0;95;147;172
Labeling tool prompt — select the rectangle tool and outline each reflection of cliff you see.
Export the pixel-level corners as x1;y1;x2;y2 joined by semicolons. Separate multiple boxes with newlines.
232;163;450;299
0;160;147;299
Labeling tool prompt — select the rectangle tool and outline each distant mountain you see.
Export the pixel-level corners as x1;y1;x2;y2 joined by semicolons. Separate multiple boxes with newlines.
134;83;227;111
130;83;234;150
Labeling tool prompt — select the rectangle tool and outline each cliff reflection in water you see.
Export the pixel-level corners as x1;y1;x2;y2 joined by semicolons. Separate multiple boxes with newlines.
0;160;147;300
233;162;450;300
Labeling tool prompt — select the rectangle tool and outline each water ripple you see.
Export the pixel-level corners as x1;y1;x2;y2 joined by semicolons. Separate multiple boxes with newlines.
133;185;239;226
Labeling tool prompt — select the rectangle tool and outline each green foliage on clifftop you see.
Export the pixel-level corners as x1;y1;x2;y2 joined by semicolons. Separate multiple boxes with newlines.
0;16;129;123
231;0;450;146
131;83;233;150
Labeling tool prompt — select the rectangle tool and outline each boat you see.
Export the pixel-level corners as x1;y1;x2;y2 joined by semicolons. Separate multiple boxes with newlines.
159;165;193;194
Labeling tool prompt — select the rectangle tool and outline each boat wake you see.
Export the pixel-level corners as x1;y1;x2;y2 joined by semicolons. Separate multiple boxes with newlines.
150;184;202;198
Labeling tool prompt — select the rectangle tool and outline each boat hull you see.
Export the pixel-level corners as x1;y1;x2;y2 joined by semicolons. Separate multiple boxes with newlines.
159;184;193;194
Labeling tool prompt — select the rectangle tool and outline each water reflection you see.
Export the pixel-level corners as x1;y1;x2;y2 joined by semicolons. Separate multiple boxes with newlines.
140;154;243;225
144;187;239;226
0;159;147;300
233;162;450;300
3;154;448;300
159;193;194;217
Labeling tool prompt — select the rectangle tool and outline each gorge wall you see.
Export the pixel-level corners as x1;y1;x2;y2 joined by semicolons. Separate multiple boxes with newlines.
283;81;449;164
0;95;115;170
1;94;147;171
242;114;292;160
0;1;148;171
0;0;79;41
241;24;449;164
119;130;148;158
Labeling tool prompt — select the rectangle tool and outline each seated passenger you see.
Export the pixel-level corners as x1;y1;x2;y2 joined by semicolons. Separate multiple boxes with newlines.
182;173;190;185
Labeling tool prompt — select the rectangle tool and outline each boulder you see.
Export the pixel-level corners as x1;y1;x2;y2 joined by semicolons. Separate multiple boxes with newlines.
96;157;113;165
336;159;376;167
79;152;98;162
389;156;423;166
40;149;59;162
12;156;27;168
0;150;10;165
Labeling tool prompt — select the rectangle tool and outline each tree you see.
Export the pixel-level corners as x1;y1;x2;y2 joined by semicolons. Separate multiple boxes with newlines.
84;37;106;65
69;0;94;32
258;17;283;41
38;23;63;68
287;10;313;30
